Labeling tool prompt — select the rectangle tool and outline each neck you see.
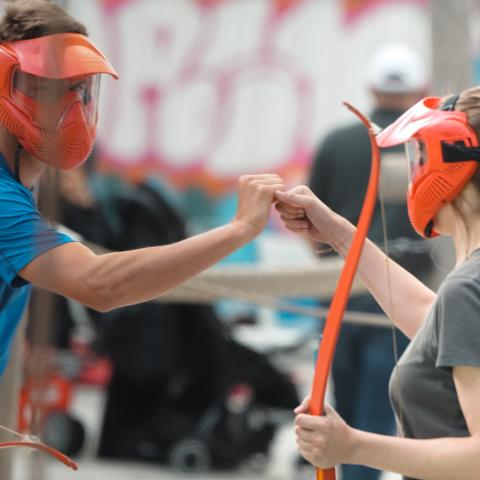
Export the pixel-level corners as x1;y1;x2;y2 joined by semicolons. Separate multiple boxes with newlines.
451;221;480;265
0;129;45;188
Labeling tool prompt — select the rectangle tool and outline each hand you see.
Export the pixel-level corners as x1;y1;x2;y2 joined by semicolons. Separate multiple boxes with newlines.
275;186;345;246
233;174;285;238
295;398;354;469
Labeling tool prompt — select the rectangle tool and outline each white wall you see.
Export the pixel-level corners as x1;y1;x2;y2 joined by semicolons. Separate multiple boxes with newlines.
68;0;429;186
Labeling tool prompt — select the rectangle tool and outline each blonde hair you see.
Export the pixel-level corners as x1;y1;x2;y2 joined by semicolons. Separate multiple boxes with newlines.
451;87;480;193
456;86;480;140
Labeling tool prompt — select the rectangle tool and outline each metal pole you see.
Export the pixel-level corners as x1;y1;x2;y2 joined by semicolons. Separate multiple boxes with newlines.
0;316;26;480
430;0;473;94
0;1;67;478
429;0;474;287
25;169;61;480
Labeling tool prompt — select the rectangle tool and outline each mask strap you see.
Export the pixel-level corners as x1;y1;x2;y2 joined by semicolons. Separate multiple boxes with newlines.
439;94;460;111
14;143;22;183
438;95;480;163
442;141;480;163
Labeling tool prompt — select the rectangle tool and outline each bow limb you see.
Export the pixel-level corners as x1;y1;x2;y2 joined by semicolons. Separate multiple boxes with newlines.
309;102;381;480
0;423;78;471
0;440;78;470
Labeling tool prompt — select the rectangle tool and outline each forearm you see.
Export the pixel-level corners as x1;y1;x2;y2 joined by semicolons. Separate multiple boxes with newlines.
88;221;251;310
348;429;480;480
331;215;436;338
23;221;253;311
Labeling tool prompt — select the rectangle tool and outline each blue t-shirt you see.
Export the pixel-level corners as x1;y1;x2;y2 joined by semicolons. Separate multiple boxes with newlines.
0;154;73;375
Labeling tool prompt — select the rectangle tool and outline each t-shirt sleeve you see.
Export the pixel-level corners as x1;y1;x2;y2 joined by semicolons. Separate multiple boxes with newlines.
436;275;480;370
0;184;74;287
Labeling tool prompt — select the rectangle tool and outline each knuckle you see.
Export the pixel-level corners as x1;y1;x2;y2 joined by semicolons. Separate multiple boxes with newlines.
239;175;251;185
314;441;324;453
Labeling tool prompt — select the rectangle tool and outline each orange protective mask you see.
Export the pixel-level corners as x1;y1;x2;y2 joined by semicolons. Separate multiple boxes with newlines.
376;96;480;238
0;33;118;169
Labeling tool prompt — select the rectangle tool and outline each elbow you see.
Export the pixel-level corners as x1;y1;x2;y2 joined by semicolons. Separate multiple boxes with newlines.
87;280;121;313
73;252;135;312
76;270;117;313
87;297;114;313
77;288;114;313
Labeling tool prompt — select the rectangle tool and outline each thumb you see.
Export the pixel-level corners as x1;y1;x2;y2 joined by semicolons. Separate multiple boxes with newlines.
275;190;312;209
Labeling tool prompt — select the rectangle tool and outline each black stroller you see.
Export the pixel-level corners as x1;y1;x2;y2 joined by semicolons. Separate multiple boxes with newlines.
97;301;299;473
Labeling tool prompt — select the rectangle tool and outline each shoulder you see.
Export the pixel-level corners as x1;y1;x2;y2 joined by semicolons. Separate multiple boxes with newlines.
0;170;36;211
322;122;366;145
440;272;480;296
434;269;480;369
441;255;480;296
437;271;480;318
315;122;368;157
311;122;370;174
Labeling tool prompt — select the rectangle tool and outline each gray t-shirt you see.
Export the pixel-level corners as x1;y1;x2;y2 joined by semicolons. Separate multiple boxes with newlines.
389;249;480;480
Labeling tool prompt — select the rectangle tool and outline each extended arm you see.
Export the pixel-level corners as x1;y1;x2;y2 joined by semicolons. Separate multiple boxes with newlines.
331;215;435;338
20;174;284;312
275;187;436;338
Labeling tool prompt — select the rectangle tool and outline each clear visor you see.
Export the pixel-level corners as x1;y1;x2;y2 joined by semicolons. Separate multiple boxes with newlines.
404;138;426;183
11;70;101;128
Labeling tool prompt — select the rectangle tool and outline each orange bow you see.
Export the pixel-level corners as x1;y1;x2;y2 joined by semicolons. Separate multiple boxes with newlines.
309;103;381;480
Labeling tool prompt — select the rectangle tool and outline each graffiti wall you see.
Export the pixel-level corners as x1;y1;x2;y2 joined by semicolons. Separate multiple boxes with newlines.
67;0;429;282
68;0;428;192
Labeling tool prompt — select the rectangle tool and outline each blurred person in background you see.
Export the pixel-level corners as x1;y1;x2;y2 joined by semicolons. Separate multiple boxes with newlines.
277;86;480;480
0;0;284;386
307;44;432;480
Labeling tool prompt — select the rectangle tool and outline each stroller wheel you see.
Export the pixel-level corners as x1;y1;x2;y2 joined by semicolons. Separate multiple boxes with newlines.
43;411;85;457
169;438;210;474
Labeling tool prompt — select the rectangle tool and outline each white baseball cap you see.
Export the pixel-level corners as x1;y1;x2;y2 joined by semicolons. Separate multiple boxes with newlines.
367;44;428;93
